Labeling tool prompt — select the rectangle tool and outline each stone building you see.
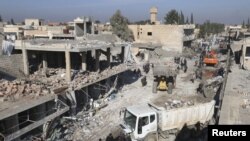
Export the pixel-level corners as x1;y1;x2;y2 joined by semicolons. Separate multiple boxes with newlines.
129;7;195;52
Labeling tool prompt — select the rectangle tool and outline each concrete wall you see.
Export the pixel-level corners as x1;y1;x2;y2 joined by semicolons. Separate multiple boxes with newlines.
3;25;23;39
25;19;41;26
75;23;85;37
24;30;48;37
0;22;3;54
129;24;184;52
47;26;67;34
0;53;25;78
3;26;22;33
0;24;24;78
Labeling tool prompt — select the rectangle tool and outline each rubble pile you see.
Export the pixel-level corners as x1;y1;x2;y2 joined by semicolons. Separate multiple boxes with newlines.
72;64;127;89
182;47;197;58
47;112;108;140
165;99;195;110
204;76;223;86
0;79;51;102
0;64;128;103
29;68;67;89
242;99;250;109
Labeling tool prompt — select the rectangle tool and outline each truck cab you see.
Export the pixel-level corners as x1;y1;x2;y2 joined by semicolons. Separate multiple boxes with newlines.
121;105;157;141
241;39;250;70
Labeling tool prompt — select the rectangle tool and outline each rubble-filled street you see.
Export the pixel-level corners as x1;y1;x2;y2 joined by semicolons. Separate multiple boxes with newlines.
46;49;227;141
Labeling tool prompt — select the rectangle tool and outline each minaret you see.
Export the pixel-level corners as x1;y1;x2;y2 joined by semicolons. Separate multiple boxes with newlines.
150;7;158;24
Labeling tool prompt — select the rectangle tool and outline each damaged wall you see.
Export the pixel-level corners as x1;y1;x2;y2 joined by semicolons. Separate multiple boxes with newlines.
129;24;184;52
0;51;24;78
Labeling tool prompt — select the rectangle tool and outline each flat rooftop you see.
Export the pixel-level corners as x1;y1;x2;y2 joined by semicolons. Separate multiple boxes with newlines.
15;39;126;52
0;94;55;120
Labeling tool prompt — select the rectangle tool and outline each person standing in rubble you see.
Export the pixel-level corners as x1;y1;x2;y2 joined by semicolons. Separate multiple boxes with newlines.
106;133;114;141
183;58;187;73
180;57;185;70
200;50;206;67
190;72;196;83
217;67;225;77
195;68;202;80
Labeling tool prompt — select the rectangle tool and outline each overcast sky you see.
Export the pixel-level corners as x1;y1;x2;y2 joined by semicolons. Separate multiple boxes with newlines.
0;0;250;24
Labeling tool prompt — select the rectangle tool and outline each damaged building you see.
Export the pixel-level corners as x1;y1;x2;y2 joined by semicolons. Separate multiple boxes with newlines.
0;15;133;140
129;7;195;52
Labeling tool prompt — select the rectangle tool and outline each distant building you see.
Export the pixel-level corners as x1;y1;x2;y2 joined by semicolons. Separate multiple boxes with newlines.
74;17;94;38
3;25;23;40
224;25;242;32
24;19;44;27
96;22;112;34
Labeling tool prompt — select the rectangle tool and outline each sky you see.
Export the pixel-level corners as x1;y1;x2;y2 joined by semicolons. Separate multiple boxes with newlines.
0;0;250;24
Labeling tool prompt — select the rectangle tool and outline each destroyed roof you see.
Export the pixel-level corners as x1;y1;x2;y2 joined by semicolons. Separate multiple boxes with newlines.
87;34;121;43
132;42;161;49
15;38;126;52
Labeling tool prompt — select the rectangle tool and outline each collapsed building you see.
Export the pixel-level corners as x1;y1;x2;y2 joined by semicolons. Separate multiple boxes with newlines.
0;16;137;140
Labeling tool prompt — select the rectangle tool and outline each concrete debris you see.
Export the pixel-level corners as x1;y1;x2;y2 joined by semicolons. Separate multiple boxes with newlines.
0;64;128;103
182;47;197;59
71;64;127;90
165;99;195;110
242;99;250;109
204;76;223;86
0;79;51;102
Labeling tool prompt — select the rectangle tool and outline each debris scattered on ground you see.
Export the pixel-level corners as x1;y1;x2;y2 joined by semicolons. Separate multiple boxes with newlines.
0;79;51;102
242;99;250;109
165;99;195;109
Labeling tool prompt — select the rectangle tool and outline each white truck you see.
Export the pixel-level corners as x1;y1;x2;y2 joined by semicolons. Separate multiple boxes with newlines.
120;100;215;141
240;39;250;70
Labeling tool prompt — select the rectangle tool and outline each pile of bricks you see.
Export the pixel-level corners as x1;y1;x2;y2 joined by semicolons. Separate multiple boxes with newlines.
0;79;51;102
0;64;128;102
71;64;127;89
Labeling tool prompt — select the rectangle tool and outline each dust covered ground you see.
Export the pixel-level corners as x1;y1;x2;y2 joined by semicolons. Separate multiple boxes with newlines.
219;62;250;124
46;48;225;141
68;57;214;141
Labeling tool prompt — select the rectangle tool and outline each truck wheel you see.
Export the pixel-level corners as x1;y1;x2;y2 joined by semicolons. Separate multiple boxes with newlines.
144;134;157;141
152;81;157;93
168;82;173;94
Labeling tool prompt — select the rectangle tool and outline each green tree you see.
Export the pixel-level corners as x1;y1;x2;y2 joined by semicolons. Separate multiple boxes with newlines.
191;13;194;24
10;18;15;25
0;15;2;22
180;11;185;24
242;20;245;28
199;20;224;38
247;18;250;28
110;10;134;41
164;9;180;24
186;17;189;24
